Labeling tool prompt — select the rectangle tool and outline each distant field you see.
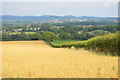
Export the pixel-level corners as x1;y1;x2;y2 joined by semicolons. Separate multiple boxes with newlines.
51;40;76;44
2;41;118;78
9;32;36;35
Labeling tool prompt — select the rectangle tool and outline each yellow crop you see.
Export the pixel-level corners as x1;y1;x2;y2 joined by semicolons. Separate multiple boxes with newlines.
2;41;118;78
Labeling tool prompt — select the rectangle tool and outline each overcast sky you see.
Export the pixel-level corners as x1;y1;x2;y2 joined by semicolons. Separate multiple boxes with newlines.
1;0;119;2
1;2;118;17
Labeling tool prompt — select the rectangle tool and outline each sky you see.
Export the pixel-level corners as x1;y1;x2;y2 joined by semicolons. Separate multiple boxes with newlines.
1;0;119;2
1;2;118;17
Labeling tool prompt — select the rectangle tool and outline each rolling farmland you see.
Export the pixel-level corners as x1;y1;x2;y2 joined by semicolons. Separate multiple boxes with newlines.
2;41;118;78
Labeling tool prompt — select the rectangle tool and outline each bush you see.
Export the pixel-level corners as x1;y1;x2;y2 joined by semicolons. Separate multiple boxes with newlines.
50;32;119;56
42;31;59;42
86;33;119;55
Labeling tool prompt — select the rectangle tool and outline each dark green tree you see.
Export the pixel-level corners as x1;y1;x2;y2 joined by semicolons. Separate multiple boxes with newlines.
42;31;59;42
59;32;72;40
31;33;41;40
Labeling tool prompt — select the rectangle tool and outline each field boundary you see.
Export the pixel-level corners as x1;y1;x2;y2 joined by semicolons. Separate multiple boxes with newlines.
1;78;119;80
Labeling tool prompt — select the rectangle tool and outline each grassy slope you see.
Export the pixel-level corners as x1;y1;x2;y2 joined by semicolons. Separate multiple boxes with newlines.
51;40;76;44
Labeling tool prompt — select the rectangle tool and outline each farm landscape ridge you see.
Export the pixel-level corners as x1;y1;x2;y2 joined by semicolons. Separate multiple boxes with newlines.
1;2;119;79
1;19;119;79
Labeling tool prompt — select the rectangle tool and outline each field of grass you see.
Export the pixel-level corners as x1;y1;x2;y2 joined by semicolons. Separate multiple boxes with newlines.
2;41;118;78
51;40;76;44
9;32;36;35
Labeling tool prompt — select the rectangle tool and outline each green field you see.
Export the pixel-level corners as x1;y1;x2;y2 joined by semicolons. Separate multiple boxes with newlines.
51;40;76;44
9;32;36;35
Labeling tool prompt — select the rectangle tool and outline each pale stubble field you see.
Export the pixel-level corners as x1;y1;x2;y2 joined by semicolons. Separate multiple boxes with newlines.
2;41;118;78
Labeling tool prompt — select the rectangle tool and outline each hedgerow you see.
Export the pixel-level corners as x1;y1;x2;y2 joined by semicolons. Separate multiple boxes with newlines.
50;32;119;56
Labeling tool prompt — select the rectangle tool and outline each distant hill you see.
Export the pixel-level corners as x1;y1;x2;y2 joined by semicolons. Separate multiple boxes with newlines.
1;15;117;22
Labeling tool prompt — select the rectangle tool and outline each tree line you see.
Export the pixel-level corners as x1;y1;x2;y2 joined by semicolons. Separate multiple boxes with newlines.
1;24;119;42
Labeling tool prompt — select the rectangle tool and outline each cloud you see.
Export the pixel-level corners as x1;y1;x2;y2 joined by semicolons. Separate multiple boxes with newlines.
23;6;35;11
102;2;118;7
1;2;117;17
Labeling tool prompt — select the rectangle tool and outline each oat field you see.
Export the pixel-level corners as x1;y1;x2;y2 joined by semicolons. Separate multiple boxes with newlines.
2;41;118;78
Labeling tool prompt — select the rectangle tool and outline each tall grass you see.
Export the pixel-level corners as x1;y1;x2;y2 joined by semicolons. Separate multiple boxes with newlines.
2;41;118;78
50;32;119;56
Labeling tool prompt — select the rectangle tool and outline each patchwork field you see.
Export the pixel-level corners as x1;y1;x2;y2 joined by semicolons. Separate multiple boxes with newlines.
2;41;118;78
9;32;36;35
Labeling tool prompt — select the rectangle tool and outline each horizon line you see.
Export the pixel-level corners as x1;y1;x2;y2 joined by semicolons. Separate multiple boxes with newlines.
0;14;118;18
